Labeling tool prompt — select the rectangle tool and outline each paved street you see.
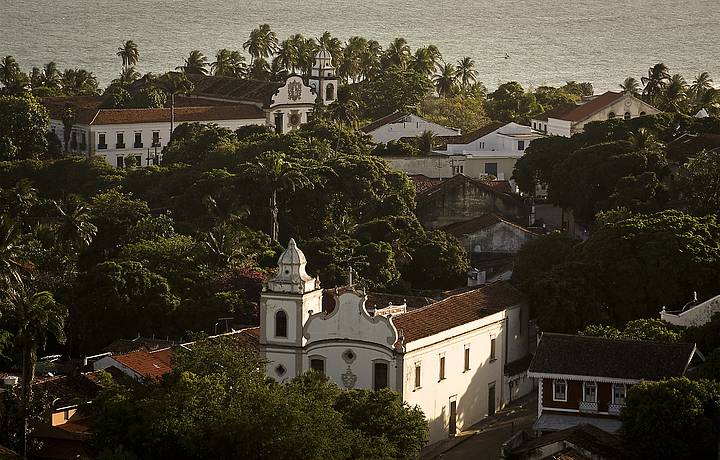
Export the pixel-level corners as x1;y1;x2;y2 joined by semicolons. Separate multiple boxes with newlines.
422;394;537;460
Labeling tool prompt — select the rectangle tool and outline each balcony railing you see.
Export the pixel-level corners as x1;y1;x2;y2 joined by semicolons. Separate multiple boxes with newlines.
578;400;598;413
97;144;107;150
116;143;126;149
608;403;623;416
134;142;143;149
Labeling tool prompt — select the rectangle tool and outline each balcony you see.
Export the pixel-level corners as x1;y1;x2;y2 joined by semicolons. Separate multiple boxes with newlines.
134;142;144;149
116;143;126;149
608;403;623;416
578;400;598;413
97;144;107;150
151;141;161;148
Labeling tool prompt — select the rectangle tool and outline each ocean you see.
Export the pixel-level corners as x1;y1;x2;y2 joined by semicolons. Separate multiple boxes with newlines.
1;0;719;92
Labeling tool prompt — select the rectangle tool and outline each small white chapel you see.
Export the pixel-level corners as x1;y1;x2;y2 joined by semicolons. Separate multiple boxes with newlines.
259;239;534;443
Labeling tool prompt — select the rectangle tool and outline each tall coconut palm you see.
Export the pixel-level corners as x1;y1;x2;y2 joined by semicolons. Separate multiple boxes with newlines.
0;55;28;93
411;47;439;78
42;62;61;88
4;288;66;458
641;63;670;105
61;106;77;153
116;40;139;70
240;152;312;241
416;130;436;155
111;66;141;89
60;68;99;96
243;24;278;64
620;77;641;97
157;72;194;138
176;50;208;75
328;91;360;127
248;57;271;81
29;67;43;88
212;49;247;77
690;72;713;106
317;31;342;65
383;38;411;69
0;214;27;288
433;62;458;97
628;127;662;151
659;74;688;112
456;57;478;91
274;36;303;73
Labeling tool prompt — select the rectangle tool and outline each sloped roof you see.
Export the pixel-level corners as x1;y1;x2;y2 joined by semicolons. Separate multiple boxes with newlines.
113;348;173;379
488;180;513;194
529;333;696;380
417;174;524;205
435;122;506;150
42;96;107;124
506;424;624;459
392;281;525;344
90;105;264;125
441;213;537;237
186;74;282;104
534;92;649;123
407;174;443;194
533;102;578;122
34;373;102;409
360;111;410;134
666;132;720;164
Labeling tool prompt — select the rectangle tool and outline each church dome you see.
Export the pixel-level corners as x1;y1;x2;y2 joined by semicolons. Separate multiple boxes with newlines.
316;47;332;62
277;238;307;267
268;238;320;294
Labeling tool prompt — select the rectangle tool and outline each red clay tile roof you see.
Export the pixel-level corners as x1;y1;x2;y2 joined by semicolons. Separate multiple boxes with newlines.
113;348;173;379
487;180;513;194
417;174;525;205
407;174;443;194
533;102;578;122
91;105;264;125
441;213;537;237
392;281;525;344
42;96;107;124
536;92;629;123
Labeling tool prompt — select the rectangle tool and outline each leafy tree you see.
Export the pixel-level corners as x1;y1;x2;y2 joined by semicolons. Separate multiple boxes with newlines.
401;230;469;290
354;66;433;120
419;94;489;133
559;81;593;97
161;122;235;165
486;81;540;123
0;56;29;95
0;93;50;160
512;231;577;290
579;318;681;342
512;135;575;195
59;68;99;96
622;378;720;460
675;149;720;216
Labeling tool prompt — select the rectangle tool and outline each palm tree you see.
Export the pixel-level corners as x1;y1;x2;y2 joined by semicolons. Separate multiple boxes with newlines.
328;91;360;127
116;40;139;70
0;56;28;94
111;66;141;89
416;130;436;155
433;63;458;97
3;288;66;458
456;57;479;91
410;47;438;77
629;127;662;151
60;69;99;96
248;57;271;81
360;40;383;80
243;24;279;64
641;63;670;105
240;152;312;241
274;36;302;73
317;32;342;65
156;72;194;138
61;106;76;153
690;72;713;106
0;214;27;289
53;200;97;254
211;49;246;77
383;38;411;69
620;77;641;97
42;62;61;88
177;50;208;75
659;74;688;112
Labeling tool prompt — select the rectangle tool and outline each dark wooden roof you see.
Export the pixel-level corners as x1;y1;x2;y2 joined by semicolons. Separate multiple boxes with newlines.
393;281;525;344
417;174;525;205
529;333;696;380
360;111;410;134
666;132;720;164
506;424;624;459
186;74;281;105
441;213;537;237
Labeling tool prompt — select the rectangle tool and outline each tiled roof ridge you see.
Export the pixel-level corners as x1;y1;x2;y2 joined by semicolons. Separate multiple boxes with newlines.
395;281;515;320
418;174;521;201
360;110;409;133
543;332;696;348
442;213;536;236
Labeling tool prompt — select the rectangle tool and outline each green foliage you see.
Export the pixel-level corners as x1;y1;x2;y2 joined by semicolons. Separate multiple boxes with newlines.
579;319;681;342
675;149;720;217
0;93;49;160
161;123;237;165
401;230;469;290
93;339;428;460
354;66;433;120
621;378;720;460
486;81;540;124
419;94;490;134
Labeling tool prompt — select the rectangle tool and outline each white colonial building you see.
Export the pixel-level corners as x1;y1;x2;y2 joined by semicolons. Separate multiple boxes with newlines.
43;50;338;168
360;112;461;144
530;91;661;138
661;292;720;327
260;239;533;444
383;122;544;190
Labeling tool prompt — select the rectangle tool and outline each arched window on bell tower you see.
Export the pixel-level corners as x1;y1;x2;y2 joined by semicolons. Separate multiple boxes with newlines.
326;83;335;101
275;310;288;338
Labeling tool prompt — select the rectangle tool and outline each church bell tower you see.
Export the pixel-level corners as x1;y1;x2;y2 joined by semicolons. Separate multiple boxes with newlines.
308;48;338;106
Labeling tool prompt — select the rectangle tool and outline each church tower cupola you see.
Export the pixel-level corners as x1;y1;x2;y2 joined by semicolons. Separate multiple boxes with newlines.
268;238;320;294
309;48;338;106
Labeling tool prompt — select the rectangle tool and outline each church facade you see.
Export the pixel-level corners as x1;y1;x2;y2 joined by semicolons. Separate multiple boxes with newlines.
259;239;533;444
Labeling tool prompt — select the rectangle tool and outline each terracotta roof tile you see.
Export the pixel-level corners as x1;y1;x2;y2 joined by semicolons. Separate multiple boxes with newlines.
487;180;513;194
407;174;443;194
534;102;578;122
113;348;173;379
91;105;264;125
537;92;629;123
417;174;525;205
392;281;525;343
529;334;696;380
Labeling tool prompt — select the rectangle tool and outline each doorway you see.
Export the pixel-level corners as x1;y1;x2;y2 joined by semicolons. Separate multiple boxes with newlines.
488;382;496;416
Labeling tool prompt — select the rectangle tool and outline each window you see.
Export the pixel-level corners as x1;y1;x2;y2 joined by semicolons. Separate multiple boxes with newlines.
152;131;161;147
116;156;124;169
116;132;125;149
553;379;567;401
275;310;288;337
612;383;626;404
98;133;107;149
326;83;335;101
80;132;87;150
439;355;446;381
452;165;464;175
490;337;496;361
373;362;388;390
624;112;631;120
533;122;537;129
517;140;525;150
310;358;324;375
464;346;470;371
414;363;421;389
485;162;498;177
608;112;616;120
134;132;143;148
583;381;597;403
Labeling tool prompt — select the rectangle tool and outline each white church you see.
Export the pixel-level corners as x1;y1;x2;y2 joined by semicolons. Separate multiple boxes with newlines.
43;49;338;168
259;239;534;443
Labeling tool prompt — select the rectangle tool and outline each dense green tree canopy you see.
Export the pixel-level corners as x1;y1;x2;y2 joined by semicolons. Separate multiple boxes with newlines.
0;93;49;160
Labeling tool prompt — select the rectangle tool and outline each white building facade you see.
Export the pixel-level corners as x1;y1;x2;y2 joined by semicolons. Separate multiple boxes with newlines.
259;239;533;444
361;112;461;144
